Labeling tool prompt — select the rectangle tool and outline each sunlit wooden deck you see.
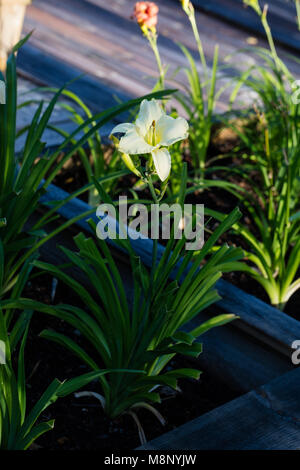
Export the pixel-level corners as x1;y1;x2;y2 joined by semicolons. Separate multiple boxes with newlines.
16;0;300;147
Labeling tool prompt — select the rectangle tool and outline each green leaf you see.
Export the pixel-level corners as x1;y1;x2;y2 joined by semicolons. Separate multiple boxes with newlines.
190;314;238;338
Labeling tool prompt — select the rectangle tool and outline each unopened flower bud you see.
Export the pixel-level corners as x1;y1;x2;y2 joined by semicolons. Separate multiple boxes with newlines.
132;2;159;31
243;0;262;15
180;0;190;11
121;153;142;178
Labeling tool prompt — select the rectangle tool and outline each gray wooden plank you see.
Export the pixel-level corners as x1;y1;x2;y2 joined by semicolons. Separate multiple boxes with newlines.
16;53;122;152
17;43;131;114
16;77;83;151
17;0;300;139
139;367;300;450
16;75;114;152
193;0;300;52
216;279;300;356
21;0;300;116
184;311;293;392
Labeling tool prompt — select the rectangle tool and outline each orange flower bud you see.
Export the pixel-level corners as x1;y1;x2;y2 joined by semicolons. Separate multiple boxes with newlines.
133;2;159;29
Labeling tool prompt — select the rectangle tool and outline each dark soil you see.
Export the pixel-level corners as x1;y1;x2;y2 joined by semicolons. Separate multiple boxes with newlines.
21;274;239;451
53;154;90;203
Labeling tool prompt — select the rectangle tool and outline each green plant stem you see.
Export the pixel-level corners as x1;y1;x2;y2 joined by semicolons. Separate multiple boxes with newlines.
261;7;280;71
147;173;159;205
146;174;159;285
296;0;300;30
282;165;291;268
186;5;208;84
147;31;165;90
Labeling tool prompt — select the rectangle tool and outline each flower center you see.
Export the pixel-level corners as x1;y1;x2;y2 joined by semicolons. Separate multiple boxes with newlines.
145;120;159;146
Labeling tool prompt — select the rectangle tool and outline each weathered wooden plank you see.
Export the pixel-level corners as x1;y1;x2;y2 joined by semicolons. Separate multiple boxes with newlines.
185;310;293;392
20;0;300;118
215;280;300;356
193;0;300;52
92;0;299;74
16;77;92;152
16;119;81;154
139;367;300;450
16;0;300;144
38;183;299;394
17;43;131;114
16;43;128;151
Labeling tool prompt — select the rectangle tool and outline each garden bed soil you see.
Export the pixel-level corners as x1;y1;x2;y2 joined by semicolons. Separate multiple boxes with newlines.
21;274;239;450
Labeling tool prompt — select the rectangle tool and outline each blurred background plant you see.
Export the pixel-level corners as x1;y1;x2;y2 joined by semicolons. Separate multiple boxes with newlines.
176;0;219;178
294;0;300;30
204;1;300;309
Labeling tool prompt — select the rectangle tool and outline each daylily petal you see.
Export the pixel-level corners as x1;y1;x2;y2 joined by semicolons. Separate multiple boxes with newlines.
119;127;154;155
151;148;171;181
136;99;164;136
157;115;189;147
110;122;135;135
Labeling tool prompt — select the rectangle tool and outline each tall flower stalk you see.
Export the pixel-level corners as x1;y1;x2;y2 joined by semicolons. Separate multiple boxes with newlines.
178;1;218;177
133;2;165;90
180;0;208;83
295;0;300;30
244;0;280;71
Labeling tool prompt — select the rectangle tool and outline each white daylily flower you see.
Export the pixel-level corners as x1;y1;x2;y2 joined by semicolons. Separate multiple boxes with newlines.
111;99;188;181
